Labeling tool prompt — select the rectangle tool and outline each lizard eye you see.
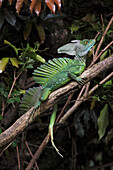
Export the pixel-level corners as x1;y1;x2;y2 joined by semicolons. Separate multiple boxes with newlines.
85;41;88;44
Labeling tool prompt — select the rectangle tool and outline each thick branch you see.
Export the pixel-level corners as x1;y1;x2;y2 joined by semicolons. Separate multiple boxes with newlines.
0;55;113;147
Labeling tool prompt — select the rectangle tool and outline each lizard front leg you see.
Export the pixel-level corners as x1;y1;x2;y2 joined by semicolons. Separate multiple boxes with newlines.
68;72;85;85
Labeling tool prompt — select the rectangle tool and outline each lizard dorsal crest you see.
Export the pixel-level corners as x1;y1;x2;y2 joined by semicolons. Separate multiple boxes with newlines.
33;58;73;86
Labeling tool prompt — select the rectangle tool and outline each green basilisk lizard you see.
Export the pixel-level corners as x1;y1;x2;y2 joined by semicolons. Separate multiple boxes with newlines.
19;39;95;157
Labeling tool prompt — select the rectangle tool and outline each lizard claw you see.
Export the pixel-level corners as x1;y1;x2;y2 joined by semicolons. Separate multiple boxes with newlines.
78;78;86;85
74;77;86;86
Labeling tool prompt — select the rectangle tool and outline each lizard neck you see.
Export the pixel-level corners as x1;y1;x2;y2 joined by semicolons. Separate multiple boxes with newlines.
74;55;86;63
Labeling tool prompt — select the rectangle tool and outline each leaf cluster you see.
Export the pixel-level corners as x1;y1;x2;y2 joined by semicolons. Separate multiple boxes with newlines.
0;40;46;118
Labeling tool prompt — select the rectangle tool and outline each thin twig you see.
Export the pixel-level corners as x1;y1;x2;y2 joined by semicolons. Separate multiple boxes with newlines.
89;16;113;67
8;70;22;98
96;40;113;59
25;141;39;170
16;145;21;170
75;85;86;104
94;31;101;40
21;132;26;170
56;93;73;123
88;72;113;95
101;14;104;32
24;161;36;170
26;133;50;170
0;140;15;156
83;82;90;98
95;16;113;58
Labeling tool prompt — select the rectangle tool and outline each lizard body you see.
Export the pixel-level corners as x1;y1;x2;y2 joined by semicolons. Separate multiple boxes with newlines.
33;57;86;102
19;39;95;156
20;39;95;113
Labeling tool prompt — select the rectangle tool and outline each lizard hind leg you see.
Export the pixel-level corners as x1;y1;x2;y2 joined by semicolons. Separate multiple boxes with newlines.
19;87;42;124
19;87;42;115
40;88;51;101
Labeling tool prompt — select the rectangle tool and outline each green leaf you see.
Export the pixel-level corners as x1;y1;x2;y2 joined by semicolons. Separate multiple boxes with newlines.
69;24;80;34
90;100;96;110
23;21;32;40
36;25;45;43
92;96;100;101
33;54;45;63
0;57;9;73
104;79;112;88
10;58;19;68
98;104;109;140
97;34;101;41
100;50;108;61
82;13;92;23
107;30;113;37
25;52;45;63
25;65;34;69
7;97;21;104
7;98;15;104
4;40;19;55
11;141;17;147
11;139;19;147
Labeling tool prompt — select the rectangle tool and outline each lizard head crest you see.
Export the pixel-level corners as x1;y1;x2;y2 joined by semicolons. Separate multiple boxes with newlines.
71;39;96;57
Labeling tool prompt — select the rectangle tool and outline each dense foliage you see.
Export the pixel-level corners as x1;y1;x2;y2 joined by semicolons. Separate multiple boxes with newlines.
0;0;113;169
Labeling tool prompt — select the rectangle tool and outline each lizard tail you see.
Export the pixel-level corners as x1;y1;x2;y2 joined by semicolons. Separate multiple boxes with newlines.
19;86;42;115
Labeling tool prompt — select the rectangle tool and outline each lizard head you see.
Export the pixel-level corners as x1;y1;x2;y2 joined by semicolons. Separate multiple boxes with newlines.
57;39;95;57
71;39;96;57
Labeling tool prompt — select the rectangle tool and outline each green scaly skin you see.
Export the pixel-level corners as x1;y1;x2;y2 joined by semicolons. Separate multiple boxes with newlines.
20;39;95;156
20;39;95;113
40;58;85;101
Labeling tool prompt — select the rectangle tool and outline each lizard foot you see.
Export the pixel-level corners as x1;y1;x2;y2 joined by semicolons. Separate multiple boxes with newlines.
74;77;86;86
78;77;86;85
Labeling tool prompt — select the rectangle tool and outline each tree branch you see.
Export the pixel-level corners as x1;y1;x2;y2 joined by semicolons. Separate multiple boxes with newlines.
0;55;113;147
